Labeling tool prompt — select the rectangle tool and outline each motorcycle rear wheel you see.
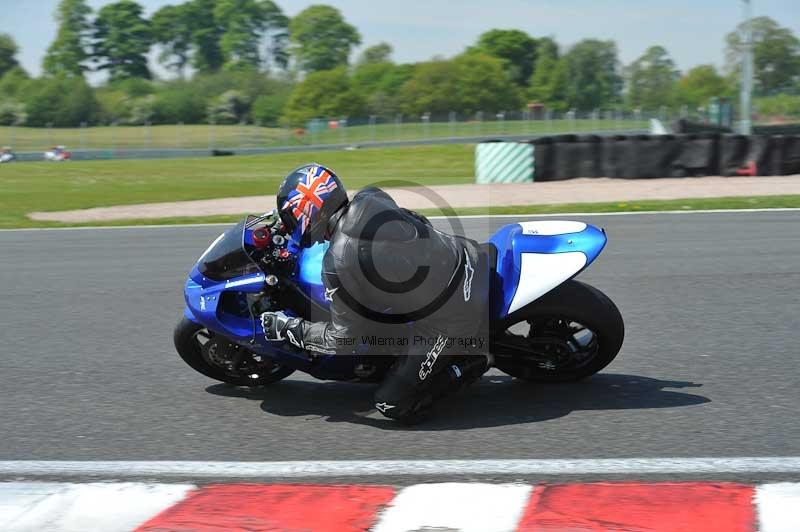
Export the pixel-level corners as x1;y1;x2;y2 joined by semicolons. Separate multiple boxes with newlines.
173;317;295;386
493;280;624;382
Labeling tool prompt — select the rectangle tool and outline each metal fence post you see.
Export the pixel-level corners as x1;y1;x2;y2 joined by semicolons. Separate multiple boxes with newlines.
449;111;456;139
524;109;531;136
145;121;152;150
80;122;87;151
496;112;505;135
208;120;216;151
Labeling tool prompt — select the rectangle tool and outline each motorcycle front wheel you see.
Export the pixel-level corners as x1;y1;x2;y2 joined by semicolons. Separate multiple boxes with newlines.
173;317;295;386
492;280;624;382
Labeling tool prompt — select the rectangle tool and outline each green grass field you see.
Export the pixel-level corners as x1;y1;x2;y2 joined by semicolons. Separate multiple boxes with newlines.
2;142;797;229
0;118;646;152
0;144;474;228
17;196;799;229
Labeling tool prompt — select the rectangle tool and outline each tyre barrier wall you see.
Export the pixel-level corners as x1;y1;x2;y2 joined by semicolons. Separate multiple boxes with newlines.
522;134;800;181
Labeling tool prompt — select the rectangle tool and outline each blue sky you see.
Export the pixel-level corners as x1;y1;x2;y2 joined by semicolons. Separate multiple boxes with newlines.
2;0;798;80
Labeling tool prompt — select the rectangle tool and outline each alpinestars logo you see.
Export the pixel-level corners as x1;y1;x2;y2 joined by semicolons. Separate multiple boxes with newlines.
286;329;302;349
375;402;395;413
419;335;448;380
324;287;338;301
463;249;474;302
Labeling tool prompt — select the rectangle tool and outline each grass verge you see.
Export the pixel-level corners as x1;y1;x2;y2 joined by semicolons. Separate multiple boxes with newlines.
0;144;474;229
9;195;799;230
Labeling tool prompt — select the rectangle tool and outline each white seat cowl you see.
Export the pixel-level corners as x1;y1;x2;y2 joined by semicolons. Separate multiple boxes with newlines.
508;252;588;314
518;221;587;236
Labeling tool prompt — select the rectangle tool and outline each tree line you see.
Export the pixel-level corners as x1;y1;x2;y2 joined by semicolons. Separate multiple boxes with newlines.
0;0;799;129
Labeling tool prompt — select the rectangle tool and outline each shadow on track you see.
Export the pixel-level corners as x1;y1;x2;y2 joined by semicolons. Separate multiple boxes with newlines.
205;373;710;431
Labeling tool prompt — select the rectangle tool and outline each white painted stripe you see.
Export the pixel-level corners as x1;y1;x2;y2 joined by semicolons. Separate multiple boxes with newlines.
756;483;800;532
2;457;800;478
2;207;800;232
372;483;532;532
0;482;193;532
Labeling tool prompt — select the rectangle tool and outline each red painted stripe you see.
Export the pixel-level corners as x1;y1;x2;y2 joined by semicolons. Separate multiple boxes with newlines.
136;484;396;532
517;482;756;532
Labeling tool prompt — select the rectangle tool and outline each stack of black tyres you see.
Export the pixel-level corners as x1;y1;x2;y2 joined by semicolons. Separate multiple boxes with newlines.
532;133;800;180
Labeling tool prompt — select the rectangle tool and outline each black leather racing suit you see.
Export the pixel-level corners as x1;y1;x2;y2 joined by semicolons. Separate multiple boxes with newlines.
290;187;490;419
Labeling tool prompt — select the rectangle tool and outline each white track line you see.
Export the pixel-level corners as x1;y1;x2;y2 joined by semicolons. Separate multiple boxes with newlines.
2;207;799;232
2;458;800;478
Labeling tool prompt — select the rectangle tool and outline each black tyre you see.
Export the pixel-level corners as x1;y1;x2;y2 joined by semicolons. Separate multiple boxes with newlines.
493;280;624;382
173;317;295;386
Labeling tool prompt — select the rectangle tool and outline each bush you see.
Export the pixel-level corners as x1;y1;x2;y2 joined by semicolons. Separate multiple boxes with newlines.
127;95;156;125
108;78;155;97
95;88;133;124
0;100;26;125
152;89;207;124
756;94;800;117
207;90;249;124
282;67;365;126
0;66;31;99
398;54;522;116
252;93;288;126
24;76;101;127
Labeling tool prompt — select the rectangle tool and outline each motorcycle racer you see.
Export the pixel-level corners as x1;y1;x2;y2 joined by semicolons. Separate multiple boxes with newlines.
260;163;492;423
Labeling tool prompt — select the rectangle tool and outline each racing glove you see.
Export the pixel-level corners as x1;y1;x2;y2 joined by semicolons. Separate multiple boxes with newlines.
261;311;305;349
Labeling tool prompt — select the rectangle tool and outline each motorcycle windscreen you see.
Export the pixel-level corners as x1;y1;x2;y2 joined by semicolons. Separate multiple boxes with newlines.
196;219;260;281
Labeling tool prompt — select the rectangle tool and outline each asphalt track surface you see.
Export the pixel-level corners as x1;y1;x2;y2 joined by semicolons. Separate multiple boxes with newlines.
2;211;799;481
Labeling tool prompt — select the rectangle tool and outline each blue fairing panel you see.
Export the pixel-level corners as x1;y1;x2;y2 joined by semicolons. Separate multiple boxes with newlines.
488;221;607;320
297;242;331;310
184;267;265;341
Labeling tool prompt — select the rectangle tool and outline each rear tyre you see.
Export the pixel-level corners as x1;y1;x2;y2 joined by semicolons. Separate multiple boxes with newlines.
173;317;295;386
493;280;624;382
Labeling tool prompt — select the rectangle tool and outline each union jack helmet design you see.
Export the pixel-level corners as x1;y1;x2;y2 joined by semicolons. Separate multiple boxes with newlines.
277;164;348;246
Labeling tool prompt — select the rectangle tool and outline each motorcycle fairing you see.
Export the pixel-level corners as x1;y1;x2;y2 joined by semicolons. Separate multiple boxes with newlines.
184;265;266;341
297;242;330;310
488;221;607;319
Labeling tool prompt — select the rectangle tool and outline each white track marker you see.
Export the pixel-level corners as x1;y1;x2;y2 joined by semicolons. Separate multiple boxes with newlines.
3;208;800;232
2;458;800;479
373;483;532;532
0;482;192;532
756;483;800;532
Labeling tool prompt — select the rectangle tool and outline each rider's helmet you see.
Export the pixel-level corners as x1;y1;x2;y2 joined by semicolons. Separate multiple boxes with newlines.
277;163;348;247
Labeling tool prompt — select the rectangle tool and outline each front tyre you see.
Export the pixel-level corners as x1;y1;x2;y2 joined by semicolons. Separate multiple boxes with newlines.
173;317;295;386
493;280;624;382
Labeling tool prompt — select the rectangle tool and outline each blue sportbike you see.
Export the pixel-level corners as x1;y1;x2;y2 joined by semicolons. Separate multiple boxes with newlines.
175;211;624;386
